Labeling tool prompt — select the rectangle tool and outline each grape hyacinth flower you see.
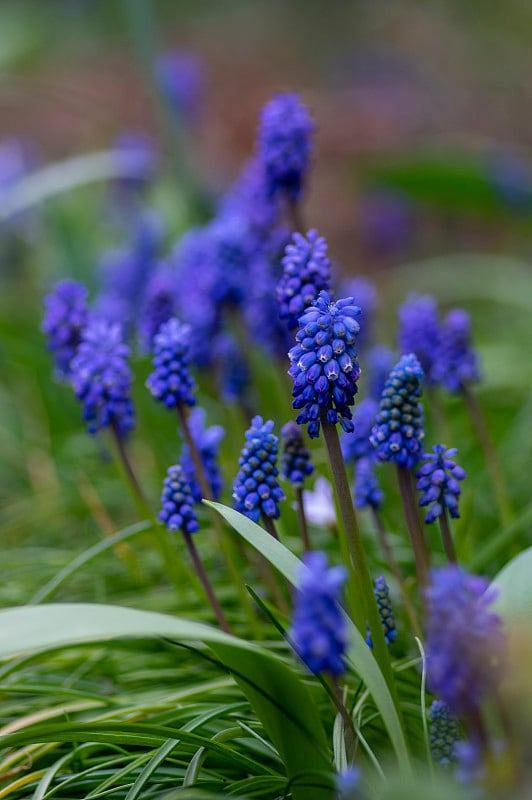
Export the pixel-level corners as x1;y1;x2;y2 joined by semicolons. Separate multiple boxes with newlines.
277;229;331;330
370;353;425;469
341;398;379;464
42;279;90;379
159;464;200;534
257;92;315;202
70;319;135;438
429;700;460;766
146;318;196;409
398;294;442;382
138;263;177;351
155;50;205;122
425;566;506;717
290;551;348;676
432;309;481;393
213;333;251;404
233;416;285;524
416;445;466;524
302;476;337;528
354;457;384;511
288;291;361;439
280;421;314;487
366;576;397;649
336;766;361;799
181;408;224;503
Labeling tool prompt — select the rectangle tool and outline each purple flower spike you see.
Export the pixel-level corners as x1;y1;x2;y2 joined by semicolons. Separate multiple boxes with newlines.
257;93;315;201
277;229;331;330
138;263;177;351
280;421;314;487
425;566;506;716
70;320;135;438
232;416;285;522
433;309;481;393
146;318;196;409
341;397;379;464
354;457;384;511
155;50;205;122
366;575;397;649
159;464;200;534
42;279;90;379
288;291;361;439
290;551;348;676
370;353;425;468
398;294;442;383
416;445;466;523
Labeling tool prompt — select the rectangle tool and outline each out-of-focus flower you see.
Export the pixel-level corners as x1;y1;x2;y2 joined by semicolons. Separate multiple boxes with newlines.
432;309;481;393
429;700;460;766
155;50;205;122
370;353;425;469
354;457;384;511
302;476;337;527
159;464;200;534
138;262;177;351
70;319;135;438
257;92;315;201
146;318;196;409
358;190;415;256
416;445;466;524
425;566;506;717
280;421;314;487
289;291;361;438
232;416;285;522
367;344;395;401
42;279;90;380
398;294;441;383
341;398;379;464
290;551;348;675
277;229;331;330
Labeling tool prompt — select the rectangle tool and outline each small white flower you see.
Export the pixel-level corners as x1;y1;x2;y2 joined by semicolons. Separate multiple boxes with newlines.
302;476;336;527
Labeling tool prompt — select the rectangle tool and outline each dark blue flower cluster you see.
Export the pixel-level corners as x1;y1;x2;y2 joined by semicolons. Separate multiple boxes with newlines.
366;576;397;649
416;445;466;523
42;279;90;379
158;464;200;535
432;309;481;393
288;291;361;439
280;421;314;487
370;353;425;469
425;566;506;716
398;294;441;382
277;229;331;330
257;92;315;201
138;264;177;351
146;318;196;409
341;398;379;463
181;407;225;503
70;320;135;437
232;416;285;522
290;551;348;676
213;333;251;403
429;700;459;766
354;457;384;511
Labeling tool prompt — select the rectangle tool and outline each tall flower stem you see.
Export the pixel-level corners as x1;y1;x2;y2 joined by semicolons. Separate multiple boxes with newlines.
183;532;232;634
439;509;457;564
177;403;260;636
370;507;422;638
321;415;401;706
329;676;358;764
262;515;280;541
109;424;188;597
295;487;312;551
396;465;430;590
462;383;513;527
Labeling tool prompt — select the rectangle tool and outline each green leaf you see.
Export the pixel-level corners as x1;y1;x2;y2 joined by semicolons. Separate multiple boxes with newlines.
205;501;411;774
492;546;532;627
0;603;333;800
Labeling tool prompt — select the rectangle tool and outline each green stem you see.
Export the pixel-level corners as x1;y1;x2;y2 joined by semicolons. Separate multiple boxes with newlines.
439;509;457;564
177;404;260;636
462;383;513;527
330;675;358;764
183;533;232;634
295;487;312;551
109;424;188;598
321;416;401;707
396;465;430;590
